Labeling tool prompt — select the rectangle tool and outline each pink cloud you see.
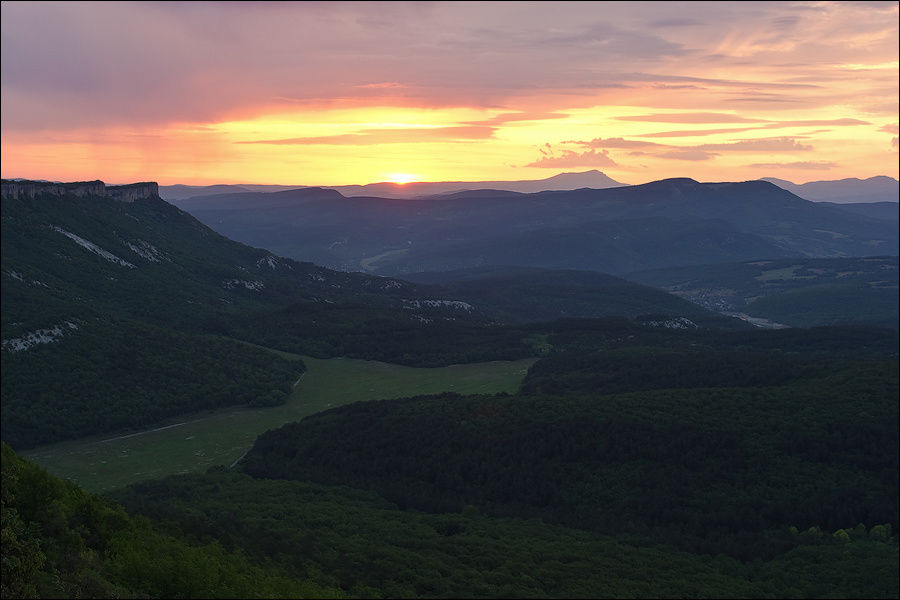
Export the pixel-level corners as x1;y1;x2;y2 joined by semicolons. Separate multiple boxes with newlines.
524;149;617;168
463;112;571;126
237;126;496;145
3;2;894;136
694;137;813;152
561;135;812;156
615;112;766;124
749;161;837;170
638;127;763;138
765;118;869;127
566;137;665;149
637;118;868;138
657;150;718;161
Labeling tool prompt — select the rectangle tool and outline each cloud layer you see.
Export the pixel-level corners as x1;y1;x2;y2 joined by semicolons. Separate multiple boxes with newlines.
1;1;897;185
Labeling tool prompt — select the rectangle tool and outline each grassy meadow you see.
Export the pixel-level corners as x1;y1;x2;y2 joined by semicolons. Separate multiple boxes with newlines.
21;352;535;493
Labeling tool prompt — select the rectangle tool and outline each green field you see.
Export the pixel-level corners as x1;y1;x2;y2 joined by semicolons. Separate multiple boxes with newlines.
20;353;535;493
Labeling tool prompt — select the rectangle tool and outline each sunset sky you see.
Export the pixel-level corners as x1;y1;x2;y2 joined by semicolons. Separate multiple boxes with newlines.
2;1;897;186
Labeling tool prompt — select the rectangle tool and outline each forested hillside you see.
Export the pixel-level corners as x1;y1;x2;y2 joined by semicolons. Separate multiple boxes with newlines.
627;256;899;329
242;362;898;560
7;438;895;599
2;182;732;450
0;317;303;449
0;443;341;598
400;266;727;324
110;323;898;598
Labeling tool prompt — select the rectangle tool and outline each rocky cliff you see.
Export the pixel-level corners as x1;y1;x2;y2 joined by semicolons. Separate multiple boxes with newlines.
107;182;159;202
1;180;158;202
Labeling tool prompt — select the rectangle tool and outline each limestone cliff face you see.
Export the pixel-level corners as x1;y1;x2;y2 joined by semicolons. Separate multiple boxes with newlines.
0;180;106;200
1;180;158;202
107;182;159;202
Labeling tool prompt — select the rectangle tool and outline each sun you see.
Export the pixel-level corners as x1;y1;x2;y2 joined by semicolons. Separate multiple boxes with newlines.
386;173;420;185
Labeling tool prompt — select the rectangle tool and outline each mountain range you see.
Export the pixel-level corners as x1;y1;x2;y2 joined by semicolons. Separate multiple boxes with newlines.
158;170;627;201
761;175;899;204
159;171;898;203
168;178;898;276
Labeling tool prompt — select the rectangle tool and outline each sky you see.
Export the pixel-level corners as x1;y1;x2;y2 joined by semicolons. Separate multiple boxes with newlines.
1;1;898;186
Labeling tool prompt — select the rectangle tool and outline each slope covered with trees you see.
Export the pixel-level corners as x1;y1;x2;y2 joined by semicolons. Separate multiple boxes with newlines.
626;256;899;329
112;467;898;599
1;443;341;599
2;183;734;449
1;316;304;449
242;328;899;563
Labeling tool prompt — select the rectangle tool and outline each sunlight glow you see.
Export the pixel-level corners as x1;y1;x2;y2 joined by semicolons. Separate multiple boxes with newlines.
386;173;420;185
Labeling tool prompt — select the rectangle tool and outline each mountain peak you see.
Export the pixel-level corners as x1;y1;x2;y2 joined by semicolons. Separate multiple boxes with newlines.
541;170;625;186
652;177;700;186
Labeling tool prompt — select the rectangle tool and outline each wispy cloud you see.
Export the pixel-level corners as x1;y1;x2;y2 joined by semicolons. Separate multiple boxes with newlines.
616;112;766;123
693;137;813;152
565;135;812;155
749;161;837;170
564;137;665;149
463;112;570;126
772;118;869;127
636;118;869;138
656;150;718;161
237;126;495;145
638;127;763;138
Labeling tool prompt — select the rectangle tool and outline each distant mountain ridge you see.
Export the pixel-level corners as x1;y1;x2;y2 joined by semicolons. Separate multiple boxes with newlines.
174;177;899;276
762;176;898;204
817;201;898;222
159;170;626;201
159;172;898;204
328;170;627;199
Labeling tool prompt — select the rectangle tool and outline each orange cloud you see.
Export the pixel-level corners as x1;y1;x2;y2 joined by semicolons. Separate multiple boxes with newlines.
639;127;763;138
237;126;496;145
463;112;571;126
655;150;718;161
616;112;767;123
749;161;837;170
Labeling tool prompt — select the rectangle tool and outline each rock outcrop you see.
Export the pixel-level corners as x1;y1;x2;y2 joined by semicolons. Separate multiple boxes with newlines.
1;179;158;202
107;182;159;202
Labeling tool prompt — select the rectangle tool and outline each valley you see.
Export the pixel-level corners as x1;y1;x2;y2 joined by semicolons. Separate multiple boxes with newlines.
21;352;534;493
1;178;897;598
3;3;898;597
